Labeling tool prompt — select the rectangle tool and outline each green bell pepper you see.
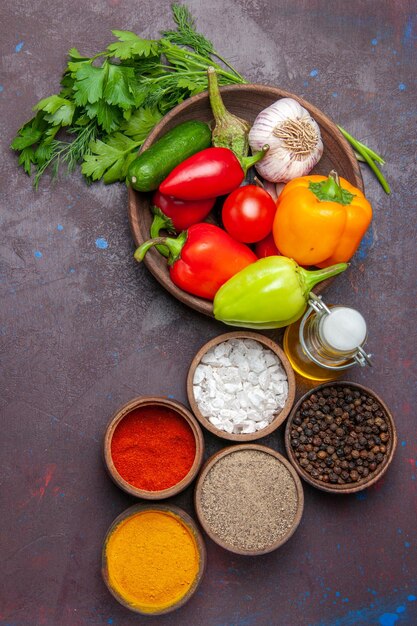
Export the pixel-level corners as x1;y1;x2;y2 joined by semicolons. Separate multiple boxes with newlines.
213;256;348;329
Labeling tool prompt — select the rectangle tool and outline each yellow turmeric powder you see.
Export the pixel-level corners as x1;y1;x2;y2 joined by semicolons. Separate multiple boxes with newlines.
104;509;200;613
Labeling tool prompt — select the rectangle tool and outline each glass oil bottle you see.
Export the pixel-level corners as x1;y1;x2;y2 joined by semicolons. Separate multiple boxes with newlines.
283;294;372;381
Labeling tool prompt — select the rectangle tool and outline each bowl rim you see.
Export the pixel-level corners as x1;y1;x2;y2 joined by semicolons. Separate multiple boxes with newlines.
194;443;304;555
103;396;205;499
102;503;206;615
127;82;363;319
186;331;296;441
284;381;397;494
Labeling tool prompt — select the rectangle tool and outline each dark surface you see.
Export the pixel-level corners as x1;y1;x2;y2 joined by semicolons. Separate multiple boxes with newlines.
1;1;416;625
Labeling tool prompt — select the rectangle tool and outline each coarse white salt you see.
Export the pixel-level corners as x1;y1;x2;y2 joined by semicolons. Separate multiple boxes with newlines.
193;338;288;435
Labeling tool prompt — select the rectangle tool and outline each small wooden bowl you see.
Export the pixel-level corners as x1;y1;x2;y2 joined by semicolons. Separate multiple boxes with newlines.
102;503;206;615
194;444;304;555
128;83;363;318
285;382;397;494
103;396;204;499
187;331;296;441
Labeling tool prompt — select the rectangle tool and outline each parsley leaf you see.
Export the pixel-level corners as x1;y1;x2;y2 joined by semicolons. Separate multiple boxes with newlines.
121;107;162;142
10;114;47;150
35;95;76;126
176;76;205;96
104;64;136;109
107;31;160;59
18;146;37;175
81;133;140;183
11;124;43;151
73;64;108;105
85;101;122;133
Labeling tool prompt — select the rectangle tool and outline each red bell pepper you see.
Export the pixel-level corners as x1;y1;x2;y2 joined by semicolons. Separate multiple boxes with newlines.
134;222;257;300
159;145;269;201
151;190;215;233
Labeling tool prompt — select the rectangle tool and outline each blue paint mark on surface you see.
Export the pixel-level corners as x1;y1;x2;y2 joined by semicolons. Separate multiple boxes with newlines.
379;613;398;626
399;83;407;91
303;80;309;87
108;619;114;625
401;441;406;447
310;69;319;77
69;268;75;273
405;541;411;548
15;41;24;52
34;250;43;259
0;85;3;93
335;591;341;597
95;237;108;249
332;92;338;97
357;227;373;260
57;224;64;231
342;598;349;603
371;38;378;45
408;595;417;601
356;491;367;501
168;394;175;399
403;16;414;45
396;605;406;613
336;543;340;551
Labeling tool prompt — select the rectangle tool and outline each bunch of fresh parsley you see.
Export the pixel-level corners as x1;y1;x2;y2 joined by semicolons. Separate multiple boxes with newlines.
11;4;244;188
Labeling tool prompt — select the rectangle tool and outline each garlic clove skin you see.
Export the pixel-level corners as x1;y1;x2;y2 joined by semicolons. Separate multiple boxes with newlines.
249;97;323;183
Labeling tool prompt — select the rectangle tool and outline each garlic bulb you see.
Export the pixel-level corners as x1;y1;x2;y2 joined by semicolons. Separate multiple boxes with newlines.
248;97;323;182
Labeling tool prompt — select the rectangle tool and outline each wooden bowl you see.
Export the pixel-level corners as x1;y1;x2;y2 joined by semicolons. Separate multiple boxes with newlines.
284;382;397;494
194;444;304;555
128;83;363;318
103;396;204;499
102;503;206;615
187;331;296;441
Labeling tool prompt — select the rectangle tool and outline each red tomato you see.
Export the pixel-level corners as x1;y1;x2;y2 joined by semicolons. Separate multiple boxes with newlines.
222;185;277;243
255;232;281;258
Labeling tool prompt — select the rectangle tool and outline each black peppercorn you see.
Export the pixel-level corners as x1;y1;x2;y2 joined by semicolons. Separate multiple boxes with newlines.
289;385;391;488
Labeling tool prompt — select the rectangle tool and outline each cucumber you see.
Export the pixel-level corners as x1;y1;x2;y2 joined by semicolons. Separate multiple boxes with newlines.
128;120;212;192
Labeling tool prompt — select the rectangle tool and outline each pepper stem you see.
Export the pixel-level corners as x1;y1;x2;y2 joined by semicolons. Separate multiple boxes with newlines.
241;145;269;174
134;231;188;265
309;171;355;206
299;262;349;299
320;170;342;200
150;207;176;258
207;66;228;121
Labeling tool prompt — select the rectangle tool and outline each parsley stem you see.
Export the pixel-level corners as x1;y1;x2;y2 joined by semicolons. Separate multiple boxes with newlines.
162;42;244;84
211;52;245;81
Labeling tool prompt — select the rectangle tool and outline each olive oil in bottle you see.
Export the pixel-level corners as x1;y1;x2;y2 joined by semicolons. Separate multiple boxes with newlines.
283;295;372;381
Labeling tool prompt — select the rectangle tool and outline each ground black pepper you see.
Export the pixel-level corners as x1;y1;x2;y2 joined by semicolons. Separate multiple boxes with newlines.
289;386;391;486
199;449;299;552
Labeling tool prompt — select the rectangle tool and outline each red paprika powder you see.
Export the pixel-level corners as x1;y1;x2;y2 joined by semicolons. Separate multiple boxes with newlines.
110;406;196;491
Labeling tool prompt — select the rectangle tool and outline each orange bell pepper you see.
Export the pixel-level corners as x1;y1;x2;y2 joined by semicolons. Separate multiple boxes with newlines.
273;171;372;267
